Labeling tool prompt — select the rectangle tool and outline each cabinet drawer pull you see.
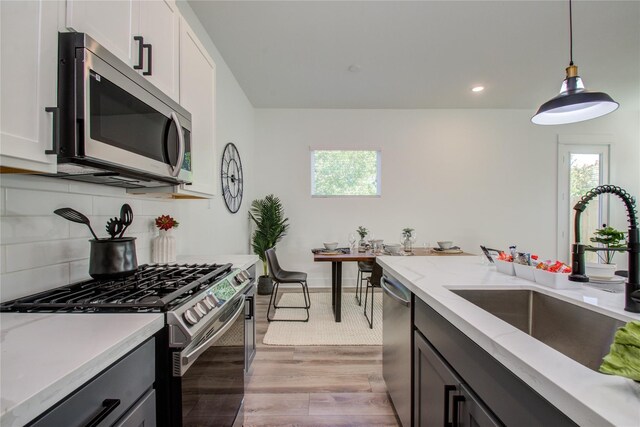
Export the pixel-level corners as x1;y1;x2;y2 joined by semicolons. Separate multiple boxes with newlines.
444;384;456;427
44;106;59;155
143;43;152;76
452;394;465;427
83;398;120;427
133;36;144;70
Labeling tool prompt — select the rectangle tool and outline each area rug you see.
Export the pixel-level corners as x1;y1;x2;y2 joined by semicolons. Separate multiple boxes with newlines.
263;291;382;346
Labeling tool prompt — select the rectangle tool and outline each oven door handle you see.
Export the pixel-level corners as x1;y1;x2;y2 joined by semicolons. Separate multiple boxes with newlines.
181;300;245;367
169;111;186;177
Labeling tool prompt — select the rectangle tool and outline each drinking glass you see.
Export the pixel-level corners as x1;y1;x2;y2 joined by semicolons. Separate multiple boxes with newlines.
348;233;356;252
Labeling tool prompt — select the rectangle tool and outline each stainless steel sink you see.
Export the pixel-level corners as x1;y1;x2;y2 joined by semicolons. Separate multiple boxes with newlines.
451;289;625;371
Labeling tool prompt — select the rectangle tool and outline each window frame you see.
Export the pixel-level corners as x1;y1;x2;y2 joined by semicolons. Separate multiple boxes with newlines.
310;148;382;198
557;137;611;263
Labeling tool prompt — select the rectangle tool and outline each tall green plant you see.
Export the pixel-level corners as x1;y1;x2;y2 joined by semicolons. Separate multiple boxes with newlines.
249;195;289;276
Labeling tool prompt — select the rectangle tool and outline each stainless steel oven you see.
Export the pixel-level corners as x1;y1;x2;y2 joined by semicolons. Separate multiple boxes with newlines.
171;295;246;427
52;32;192;188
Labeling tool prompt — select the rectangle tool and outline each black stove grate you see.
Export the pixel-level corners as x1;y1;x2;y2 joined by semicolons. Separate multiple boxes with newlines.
0;263;233;313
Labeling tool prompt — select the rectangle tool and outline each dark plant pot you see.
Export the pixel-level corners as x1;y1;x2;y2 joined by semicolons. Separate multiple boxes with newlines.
257;275;274;295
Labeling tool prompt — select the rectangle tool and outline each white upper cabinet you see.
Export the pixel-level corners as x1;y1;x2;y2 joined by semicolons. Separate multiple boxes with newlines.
138;0;180;101
66;0;140;67
0;0;58;173
66;0;179;101
178;18;217;197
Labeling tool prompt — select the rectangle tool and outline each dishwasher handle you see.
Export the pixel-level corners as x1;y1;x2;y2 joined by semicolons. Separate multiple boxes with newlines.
381;277;410;307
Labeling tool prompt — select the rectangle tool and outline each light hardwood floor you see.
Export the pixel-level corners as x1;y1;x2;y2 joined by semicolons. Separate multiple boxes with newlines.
244;289;400;427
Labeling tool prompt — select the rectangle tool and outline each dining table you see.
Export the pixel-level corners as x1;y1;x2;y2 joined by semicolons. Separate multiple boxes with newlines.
313;247;471;322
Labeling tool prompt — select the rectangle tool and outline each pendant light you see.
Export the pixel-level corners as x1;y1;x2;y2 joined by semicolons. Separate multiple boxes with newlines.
531;0;618;125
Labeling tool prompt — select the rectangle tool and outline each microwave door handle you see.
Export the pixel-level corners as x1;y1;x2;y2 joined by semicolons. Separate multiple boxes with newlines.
169;112;186;177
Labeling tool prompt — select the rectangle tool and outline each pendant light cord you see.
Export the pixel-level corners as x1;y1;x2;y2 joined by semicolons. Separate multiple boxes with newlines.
569;0;574;65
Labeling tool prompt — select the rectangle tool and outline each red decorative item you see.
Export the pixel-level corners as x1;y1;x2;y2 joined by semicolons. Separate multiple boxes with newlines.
155;215;179;231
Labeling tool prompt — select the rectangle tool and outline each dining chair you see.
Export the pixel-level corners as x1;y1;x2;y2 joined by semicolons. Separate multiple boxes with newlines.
363;262;383;329
355;261;374;305
265;247;311;322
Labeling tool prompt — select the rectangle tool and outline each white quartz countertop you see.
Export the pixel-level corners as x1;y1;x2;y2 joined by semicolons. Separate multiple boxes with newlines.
0;313;164;427
177;254;259;271
376;255;640;427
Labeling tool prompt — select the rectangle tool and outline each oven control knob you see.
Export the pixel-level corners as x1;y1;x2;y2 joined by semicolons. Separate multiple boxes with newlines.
183;309;198;325
206;295;219;308
195;302;207;317
202;297;214;310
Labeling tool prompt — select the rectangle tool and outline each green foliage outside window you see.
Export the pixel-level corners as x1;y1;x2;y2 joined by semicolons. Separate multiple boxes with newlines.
312;150;379;196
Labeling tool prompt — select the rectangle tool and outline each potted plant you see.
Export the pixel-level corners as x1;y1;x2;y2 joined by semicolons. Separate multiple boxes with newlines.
401;227;415;252
356;226;368;252
249;195;289;294
586;224;627;278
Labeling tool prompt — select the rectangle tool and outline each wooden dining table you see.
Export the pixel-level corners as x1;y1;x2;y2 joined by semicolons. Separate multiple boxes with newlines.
313;248;471;322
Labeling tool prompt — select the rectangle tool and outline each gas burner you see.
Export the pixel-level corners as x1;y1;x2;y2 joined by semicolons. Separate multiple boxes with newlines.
0;263;233;313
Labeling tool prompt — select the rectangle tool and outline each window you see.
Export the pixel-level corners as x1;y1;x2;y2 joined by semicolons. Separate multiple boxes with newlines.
557;142;610;263
311;150;381;197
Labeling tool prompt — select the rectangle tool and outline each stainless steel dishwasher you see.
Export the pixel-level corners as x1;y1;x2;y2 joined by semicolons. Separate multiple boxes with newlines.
381;273;412;427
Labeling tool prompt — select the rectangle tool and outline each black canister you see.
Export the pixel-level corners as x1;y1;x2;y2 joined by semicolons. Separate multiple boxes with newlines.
89;237;138;279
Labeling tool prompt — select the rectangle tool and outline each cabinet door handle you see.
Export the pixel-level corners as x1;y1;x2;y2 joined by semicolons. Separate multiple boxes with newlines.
133;36;144;70
44;107;59;155
83;398;120;427
143;43;152;76
452;394;465;427
444;384;456;427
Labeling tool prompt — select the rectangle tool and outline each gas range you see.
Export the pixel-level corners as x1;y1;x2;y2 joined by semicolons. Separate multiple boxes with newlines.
1;261;256;426
0;262;253;347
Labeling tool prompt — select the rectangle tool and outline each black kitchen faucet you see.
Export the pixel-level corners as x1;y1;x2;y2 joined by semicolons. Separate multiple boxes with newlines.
568;185;640;313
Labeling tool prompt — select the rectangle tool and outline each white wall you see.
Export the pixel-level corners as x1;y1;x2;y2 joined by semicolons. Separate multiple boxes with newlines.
0;2;256;302
254;108;639;287
176;1;256;256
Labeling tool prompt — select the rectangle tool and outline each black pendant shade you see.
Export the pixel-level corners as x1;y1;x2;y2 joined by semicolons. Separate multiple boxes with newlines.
532;66;619;125
531;1;619;125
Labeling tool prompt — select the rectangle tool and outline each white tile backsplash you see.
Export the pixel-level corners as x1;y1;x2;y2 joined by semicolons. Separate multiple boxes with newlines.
0;174;70;192
5;238;91;272
0;187;5;215
0;175;176;302
0;264;69;302
5;188;93;216
69;259;90;283
1;216;70;244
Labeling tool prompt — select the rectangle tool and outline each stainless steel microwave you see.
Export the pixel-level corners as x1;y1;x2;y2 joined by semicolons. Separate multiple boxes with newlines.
47;32;192;189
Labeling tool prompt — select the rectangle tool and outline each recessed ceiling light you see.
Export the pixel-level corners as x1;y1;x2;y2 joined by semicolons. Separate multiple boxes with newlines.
472;86;485;93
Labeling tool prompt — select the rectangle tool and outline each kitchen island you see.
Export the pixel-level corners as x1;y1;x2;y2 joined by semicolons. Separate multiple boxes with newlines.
377;255;640;426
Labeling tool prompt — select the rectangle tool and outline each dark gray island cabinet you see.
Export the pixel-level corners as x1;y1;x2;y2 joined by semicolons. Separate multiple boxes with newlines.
30;338;156;427
413;298;577;427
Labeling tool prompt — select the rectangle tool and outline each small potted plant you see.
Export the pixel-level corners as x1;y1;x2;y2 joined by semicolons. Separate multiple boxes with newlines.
587;224;627;278
356;226;368;252
250;195;289;294
152;215;179;263
401;227;415;252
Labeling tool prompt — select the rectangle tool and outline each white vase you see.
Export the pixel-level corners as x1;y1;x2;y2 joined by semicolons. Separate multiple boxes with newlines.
152;229;176;263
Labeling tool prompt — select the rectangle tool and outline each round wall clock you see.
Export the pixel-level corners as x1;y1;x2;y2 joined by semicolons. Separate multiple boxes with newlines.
221;142;243;213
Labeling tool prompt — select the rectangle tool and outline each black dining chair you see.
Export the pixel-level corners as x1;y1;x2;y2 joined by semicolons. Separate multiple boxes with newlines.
363;262;383;329
355;261;374;305
265;247;311;322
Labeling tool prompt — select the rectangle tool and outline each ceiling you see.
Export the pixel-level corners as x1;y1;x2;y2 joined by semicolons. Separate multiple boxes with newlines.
188;1;640;109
